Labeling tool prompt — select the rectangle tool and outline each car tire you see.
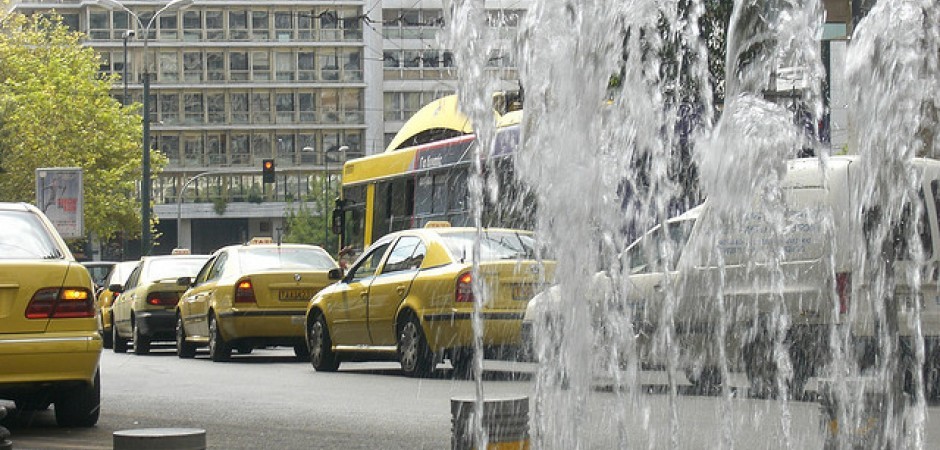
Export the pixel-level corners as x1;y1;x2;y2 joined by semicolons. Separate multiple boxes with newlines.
293;343;310;362
99;315;113;350
54;369;100;428
112;322;128;353
208;315;231;362
398;314;434;378
450;347;474;380
236;345;253;355
176;315;197;359
132;318;151;355
308;314;340;372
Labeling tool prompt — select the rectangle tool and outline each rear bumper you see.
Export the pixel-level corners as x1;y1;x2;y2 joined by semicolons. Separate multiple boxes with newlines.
0;332;101;388
135;310;176;339
421;310;525;350
217;309;306;342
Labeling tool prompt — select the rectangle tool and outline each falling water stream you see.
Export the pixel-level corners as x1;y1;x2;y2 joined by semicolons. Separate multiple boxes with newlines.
445;0;938;448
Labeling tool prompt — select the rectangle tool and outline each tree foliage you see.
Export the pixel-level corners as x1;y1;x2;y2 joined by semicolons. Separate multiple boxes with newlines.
282;174;336;254
0;11;164;240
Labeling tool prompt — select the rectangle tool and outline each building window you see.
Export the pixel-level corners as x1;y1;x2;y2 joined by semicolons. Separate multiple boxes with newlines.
207;93;225;123
252;51;271;81
251;93;271;123
205;11;224;41
342;89;362;123
252;11;270;40
383;51;400;68
230;51;249;81
299;93;316;122
159;12;178;40
299;134;317;164
298;51;317;80
159;93;180;124
184;93;203;124
275;92;294;123
275;11;293;41
183;10;202;41
229;10;249;40
184;136;203;166
320;49;339;81
275;51;295;81
231;92;249;123
251;132;272;162
183;51;203;82
88;11;109;40
341;49;362;81
321;89;338;123
231;134;250;165
112;11;129;39
276;134;295;163
298;13;313;40
159;135;180;165
207;51;224;81
159;51;179;82
207;134;225;165
340;8;362;40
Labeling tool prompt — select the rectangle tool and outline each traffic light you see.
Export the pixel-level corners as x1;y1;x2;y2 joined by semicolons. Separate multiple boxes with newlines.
262;159;275;183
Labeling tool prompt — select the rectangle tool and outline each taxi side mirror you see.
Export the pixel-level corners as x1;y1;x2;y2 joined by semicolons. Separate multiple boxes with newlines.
108;283;124;294
176;277;193;287
327;268;343;280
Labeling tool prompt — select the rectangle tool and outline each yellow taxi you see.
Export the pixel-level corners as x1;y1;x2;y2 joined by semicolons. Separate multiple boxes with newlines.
176;242;339;362
95;260;137;349
305;226;554;377
110;254;209;355
0;202;102;427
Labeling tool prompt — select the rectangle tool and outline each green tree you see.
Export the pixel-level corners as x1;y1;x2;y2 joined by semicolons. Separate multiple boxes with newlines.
282;174;335;253
0;11;164;241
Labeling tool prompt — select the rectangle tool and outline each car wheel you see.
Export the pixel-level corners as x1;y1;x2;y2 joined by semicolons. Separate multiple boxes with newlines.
293;343;310;362
684;366;722;396
99;315;113;350
176;315;197;359
398;314;434;378
112;322;128;353
308;314;339;372
54;369;100;428
132;318;151;355
208;315;231;362
450;347;474;380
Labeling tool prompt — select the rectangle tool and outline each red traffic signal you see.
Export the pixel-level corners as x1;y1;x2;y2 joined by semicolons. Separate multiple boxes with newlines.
262;159;275;183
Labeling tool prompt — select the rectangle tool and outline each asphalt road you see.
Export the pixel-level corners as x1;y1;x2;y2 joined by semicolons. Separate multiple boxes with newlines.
3;345;940;449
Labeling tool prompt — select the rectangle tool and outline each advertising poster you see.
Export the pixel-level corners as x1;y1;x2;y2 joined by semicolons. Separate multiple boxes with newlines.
35;168;84;239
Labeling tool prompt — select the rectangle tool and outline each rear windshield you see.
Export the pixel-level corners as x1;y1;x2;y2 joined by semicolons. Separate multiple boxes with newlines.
144;257;209;283
0;210;62;259
237;247;337;272
441;231;546;262
109;262;137;285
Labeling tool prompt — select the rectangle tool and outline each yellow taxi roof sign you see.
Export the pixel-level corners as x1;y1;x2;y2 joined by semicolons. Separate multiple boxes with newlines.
171;248;191;255
424;221;452;228
249;237;274;245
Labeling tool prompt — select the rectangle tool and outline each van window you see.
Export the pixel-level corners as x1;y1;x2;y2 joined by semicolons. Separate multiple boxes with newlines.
863;190;932;260
626;220;695;274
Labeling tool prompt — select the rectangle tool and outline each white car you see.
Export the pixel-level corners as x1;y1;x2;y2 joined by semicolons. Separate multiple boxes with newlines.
524;156;940;398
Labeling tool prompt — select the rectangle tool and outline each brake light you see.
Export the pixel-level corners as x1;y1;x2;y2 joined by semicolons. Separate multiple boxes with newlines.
235;279;256;304
147;292;180;306
455;272;473;303
25;287;94;319
836;272;851;314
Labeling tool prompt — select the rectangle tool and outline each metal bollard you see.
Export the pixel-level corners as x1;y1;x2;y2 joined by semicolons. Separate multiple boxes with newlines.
817;377;885;449
113;428;206;450
451;396;529;450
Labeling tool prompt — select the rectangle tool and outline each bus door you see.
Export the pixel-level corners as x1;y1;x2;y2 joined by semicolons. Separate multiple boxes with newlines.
367;236;426;346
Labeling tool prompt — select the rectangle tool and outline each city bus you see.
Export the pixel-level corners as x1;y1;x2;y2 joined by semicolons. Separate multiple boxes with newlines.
333;94;531;253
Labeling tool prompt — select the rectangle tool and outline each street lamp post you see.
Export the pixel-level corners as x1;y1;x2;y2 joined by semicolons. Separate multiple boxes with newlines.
94;0;194;256
121;29;134;106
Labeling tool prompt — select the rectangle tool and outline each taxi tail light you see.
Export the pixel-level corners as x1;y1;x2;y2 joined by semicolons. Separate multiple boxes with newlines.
147;292;180;306
455;273;473;303
837;272;851;314
25;287;94;319
235;279;256;304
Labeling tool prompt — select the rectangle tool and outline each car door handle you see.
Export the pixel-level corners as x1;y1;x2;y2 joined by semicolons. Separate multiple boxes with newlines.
396;286;406;296
360;292;368;300
654;284;663;292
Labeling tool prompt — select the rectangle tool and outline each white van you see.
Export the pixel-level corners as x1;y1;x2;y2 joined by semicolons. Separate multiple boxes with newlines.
524;156;940;396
